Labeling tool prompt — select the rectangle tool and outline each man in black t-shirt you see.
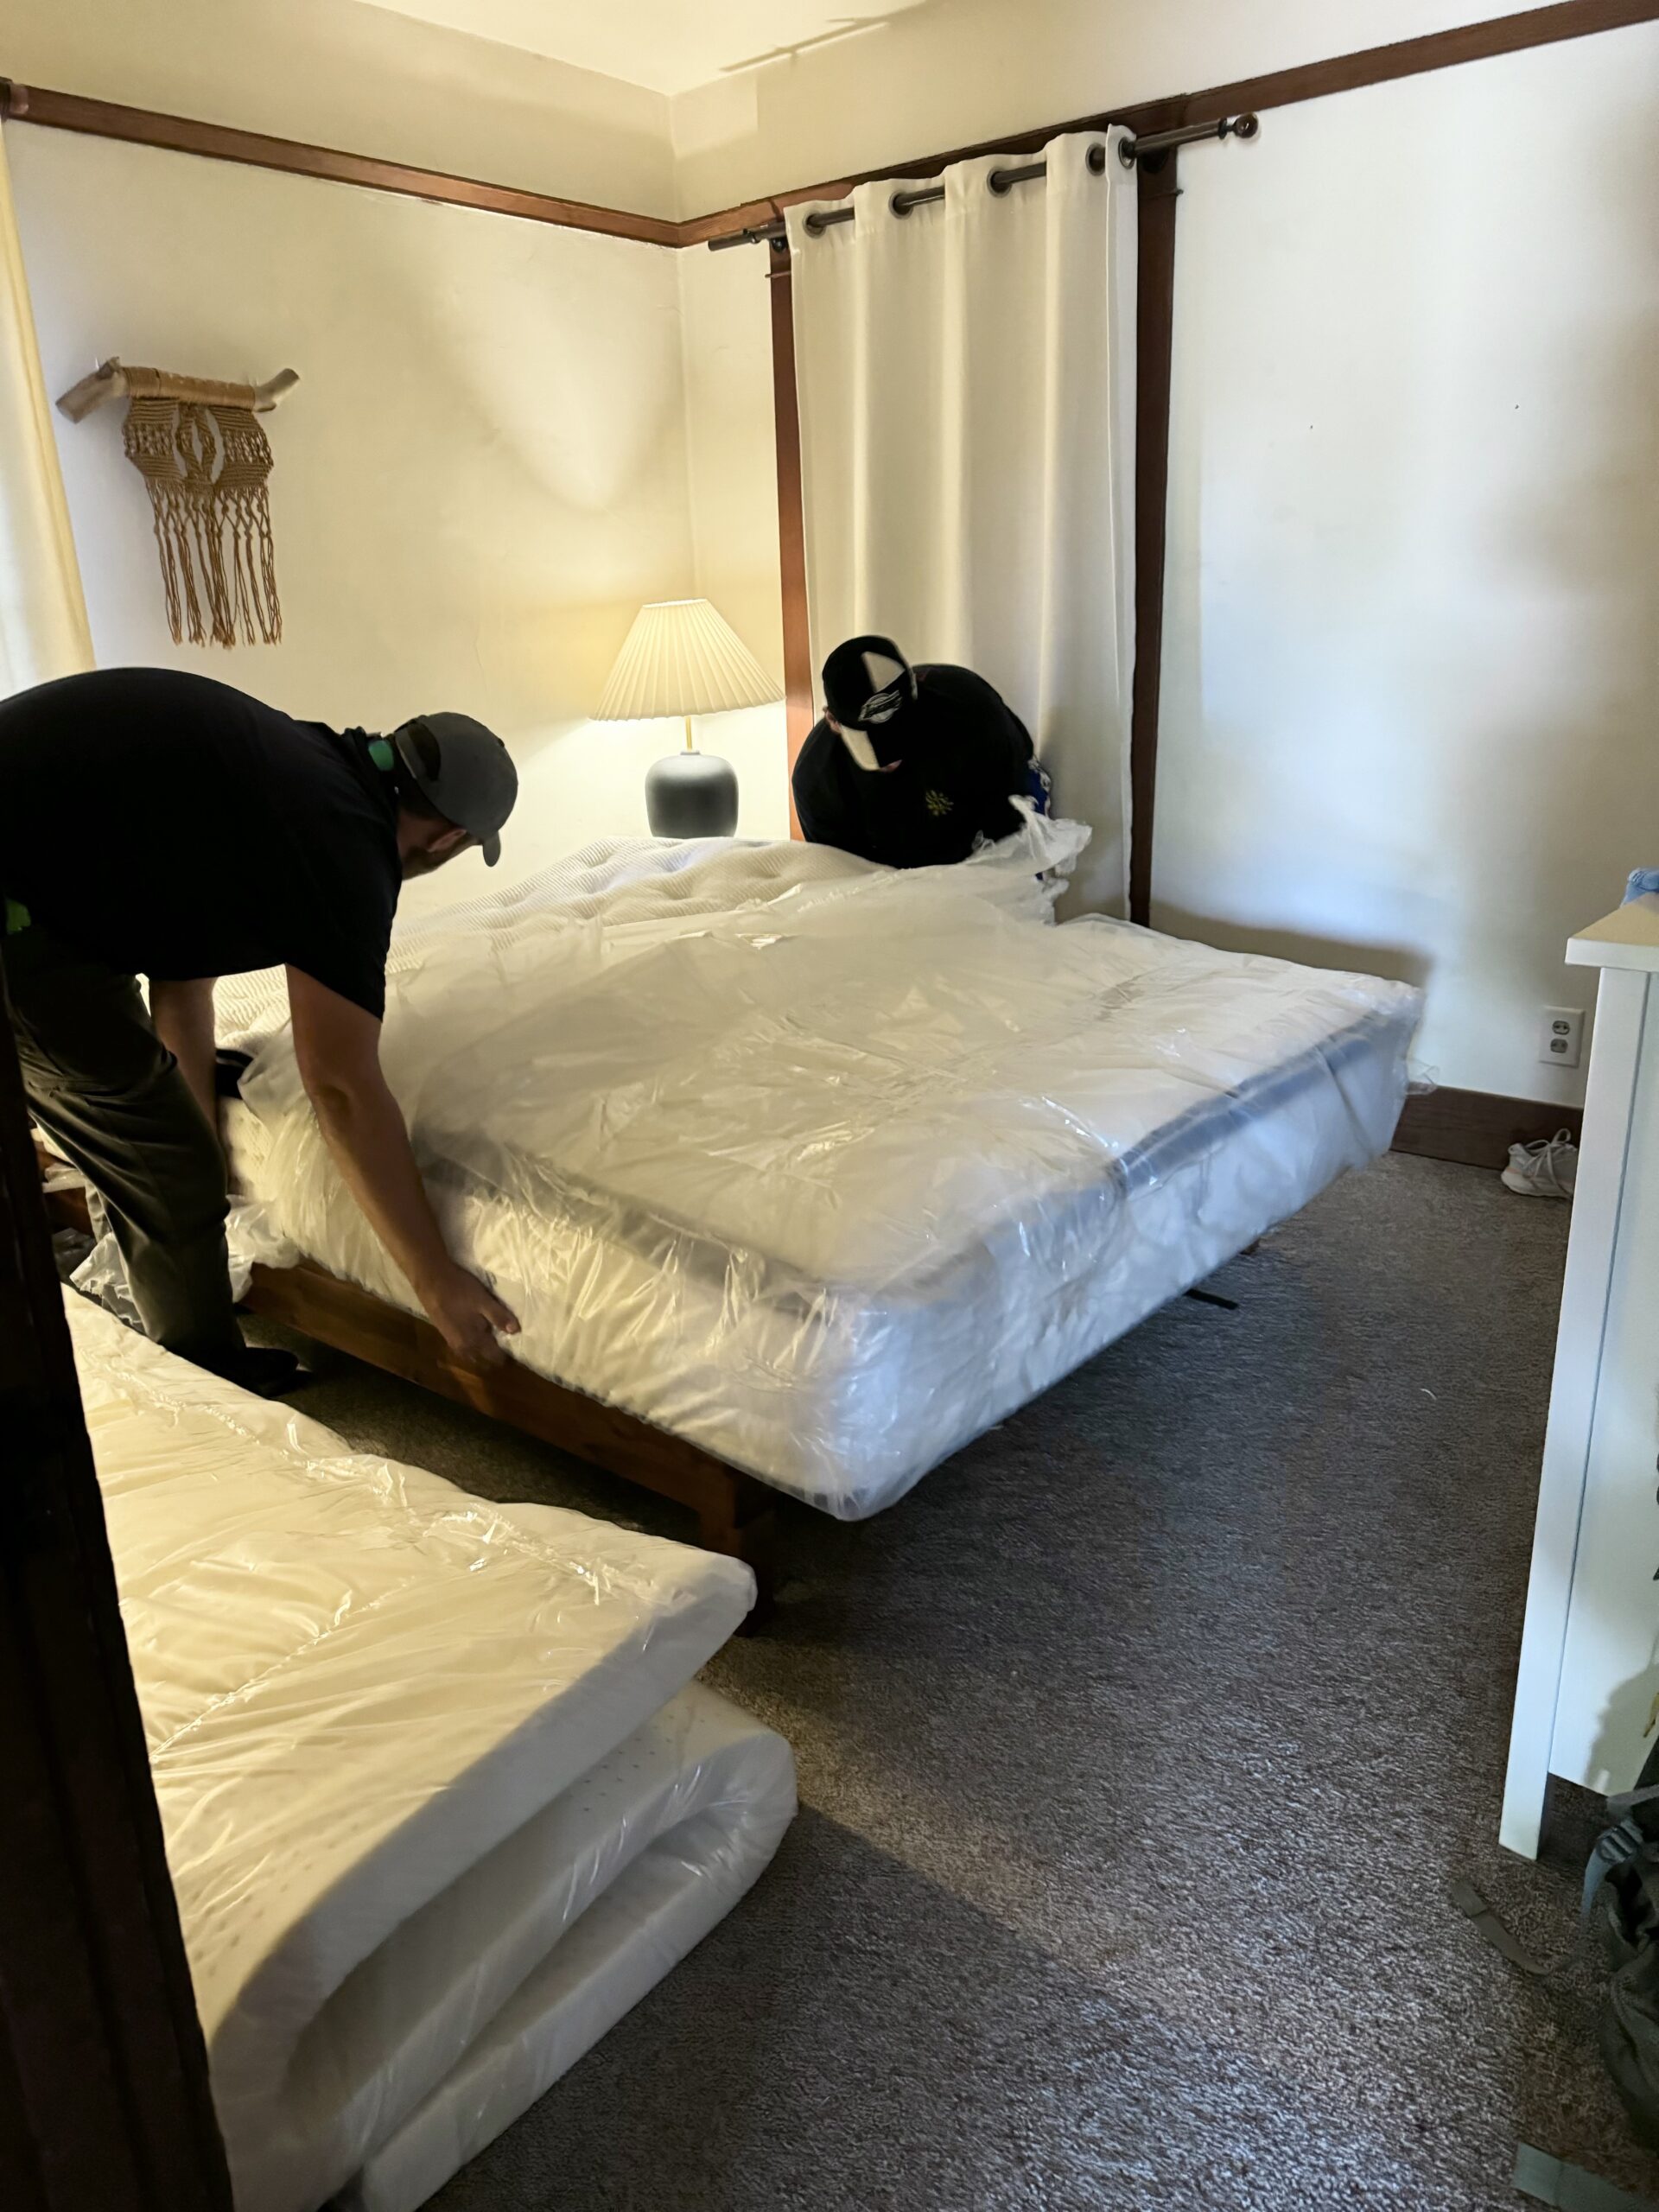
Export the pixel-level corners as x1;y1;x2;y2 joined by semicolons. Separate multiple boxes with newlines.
0;668;520;1391
791;634;1047;869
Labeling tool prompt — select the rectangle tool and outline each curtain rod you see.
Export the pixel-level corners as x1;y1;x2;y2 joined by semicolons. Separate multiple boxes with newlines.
705;112;1258;251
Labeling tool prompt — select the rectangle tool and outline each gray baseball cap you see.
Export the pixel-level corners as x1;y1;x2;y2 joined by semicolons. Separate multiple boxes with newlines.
391;712;518;866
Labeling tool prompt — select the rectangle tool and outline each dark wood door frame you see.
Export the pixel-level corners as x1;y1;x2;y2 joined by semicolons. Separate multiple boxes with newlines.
0;969;232;2210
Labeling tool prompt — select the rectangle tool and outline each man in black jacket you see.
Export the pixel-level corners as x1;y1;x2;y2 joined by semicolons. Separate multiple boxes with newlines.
1;667;520;1392
791;634;1047;868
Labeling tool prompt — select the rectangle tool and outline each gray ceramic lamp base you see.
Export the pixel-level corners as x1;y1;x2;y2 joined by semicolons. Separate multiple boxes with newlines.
645;750;739;838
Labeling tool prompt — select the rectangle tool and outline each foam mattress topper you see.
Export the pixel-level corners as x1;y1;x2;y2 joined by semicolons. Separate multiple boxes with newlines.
66;1292;793;2212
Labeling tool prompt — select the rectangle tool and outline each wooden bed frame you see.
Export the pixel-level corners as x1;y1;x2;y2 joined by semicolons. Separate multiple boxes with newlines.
38;1154;780;1614
244;1261;780;1605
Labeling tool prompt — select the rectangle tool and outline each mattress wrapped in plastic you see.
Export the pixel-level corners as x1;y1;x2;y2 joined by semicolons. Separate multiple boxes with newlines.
66;1291;796;2212
210;820;1421;1519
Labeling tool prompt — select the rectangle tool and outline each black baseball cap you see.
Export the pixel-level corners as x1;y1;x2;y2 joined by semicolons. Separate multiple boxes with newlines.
391;712;518;866
822;636;918;766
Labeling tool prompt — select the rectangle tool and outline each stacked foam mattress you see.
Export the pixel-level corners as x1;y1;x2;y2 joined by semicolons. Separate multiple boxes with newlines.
201;820;1421;1518
67;1291;796;2212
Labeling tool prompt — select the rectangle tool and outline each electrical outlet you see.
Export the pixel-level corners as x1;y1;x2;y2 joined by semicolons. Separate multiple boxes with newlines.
1539;1006;1584;1071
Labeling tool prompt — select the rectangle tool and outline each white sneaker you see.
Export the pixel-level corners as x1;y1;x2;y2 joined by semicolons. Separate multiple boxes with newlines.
1502;1129;1579;1199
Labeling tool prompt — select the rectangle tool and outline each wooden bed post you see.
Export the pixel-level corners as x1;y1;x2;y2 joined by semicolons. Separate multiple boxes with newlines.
696;1474;781;1629
1128;124;1185;929
768;232;816;839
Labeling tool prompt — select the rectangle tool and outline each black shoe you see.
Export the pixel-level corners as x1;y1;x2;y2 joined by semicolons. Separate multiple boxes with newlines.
219;1345;308;1398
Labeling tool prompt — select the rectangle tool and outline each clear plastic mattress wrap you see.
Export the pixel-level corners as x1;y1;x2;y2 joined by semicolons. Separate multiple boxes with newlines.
214;819;1421;1519
64;1292;796;2212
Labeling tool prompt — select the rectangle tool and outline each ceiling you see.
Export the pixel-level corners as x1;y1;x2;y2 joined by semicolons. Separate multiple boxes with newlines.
356;0;927;97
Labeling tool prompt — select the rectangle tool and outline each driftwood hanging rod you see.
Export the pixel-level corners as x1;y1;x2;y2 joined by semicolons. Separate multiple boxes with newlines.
55;358;300;423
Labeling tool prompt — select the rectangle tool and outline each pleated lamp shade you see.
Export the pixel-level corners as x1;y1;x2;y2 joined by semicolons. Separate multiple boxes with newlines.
594;598;780;721
595;600;778;839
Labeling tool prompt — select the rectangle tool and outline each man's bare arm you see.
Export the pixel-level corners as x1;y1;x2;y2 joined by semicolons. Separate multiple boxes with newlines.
149;976;219;1133
285;968;519;1367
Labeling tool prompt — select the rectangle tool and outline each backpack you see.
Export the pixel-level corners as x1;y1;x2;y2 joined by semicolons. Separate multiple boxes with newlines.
1458;1732;1659;2150
1593;1738;1659;2145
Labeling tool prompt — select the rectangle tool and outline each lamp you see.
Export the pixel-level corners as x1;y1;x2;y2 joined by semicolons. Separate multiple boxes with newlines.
594;598;781;838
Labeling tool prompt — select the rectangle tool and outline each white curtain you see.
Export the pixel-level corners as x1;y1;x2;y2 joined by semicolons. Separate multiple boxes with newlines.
0;121;92;696
786;130;1135;912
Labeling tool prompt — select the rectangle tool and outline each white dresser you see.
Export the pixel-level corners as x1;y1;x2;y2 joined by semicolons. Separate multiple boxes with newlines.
1503;896;1659;1857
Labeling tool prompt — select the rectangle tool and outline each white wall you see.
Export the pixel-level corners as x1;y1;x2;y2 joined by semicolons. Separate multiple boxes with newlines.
569;238;790;841
7;0;676;219
669;0;1564;217
1155;23;1659;1105
9;126;705;914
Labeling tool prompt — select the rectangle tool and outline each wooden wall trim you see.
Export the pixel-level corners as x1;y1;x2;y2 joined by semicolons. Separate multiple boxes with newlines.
1393;1086;1583;1170
0;79;682;246
12;3;1654;255
1183;0;1659;124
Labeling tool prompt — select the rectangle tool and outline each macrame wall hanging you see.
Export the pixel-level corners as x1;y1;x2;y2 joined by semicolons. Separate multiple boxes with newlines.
56;357;299;649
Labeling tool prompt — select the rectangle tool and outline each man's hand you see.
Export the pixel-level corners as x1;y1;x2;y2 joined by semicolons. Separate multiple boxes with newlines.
288;969;521;1370
419;1262;520;1369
